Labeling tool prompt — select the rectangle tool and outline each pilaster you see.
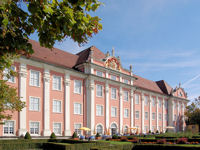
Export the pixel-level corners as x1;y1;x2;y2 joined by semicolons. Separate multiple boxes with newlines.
162;98;165;132
156;97;159;130
149;96;152;131
141;93;144;133
105;82;110;131
43;69;51;136
130;89;134;128
64;73;71;136
18;63;27;136
119;87;123;134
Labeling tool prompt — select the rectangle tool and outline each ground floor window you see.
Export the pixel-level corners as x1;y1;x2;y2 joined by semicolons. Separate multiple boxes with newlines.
124;125;128;134
30;122;39;135
53;123;61;135
96;124;103;134
4;121;14;135
74;124;81;135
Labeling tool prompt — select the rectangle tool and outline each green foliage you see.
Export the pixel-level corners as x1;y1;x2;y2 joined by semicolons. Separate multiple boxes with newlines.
50;132;56;139
149;130;151;133
96;132;100;137
0;80;25;120
72;132;78;138
112;134;118;139
24;132;31;140
0;0;102;122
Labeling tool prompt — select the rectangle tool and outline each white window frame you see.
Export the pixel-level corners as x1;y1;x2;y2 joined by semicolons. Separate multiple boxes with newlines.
152;97;156;107
135;94;139;104
159;99;162;108
111;107;117;117
124;79;129;84
74;80;82;94
135;111;139;119
3;120;15;136
144;96;148;106
3;66;16;83
96;84;103;97
29;96;40;111
111;75;117;81
96;71;103;77
74;123;82;135
145;112;148;120
124;108;129;118
53;122;62;135
123;91;129;101
53;100;62;113
29;121;40;136
152;112;156;120
74;103;82;115
111;88;117;100
165;114;168;121
96;105;104;116
52;75;62;91
29;70;40;87
159;113;162;121
96;124;103;134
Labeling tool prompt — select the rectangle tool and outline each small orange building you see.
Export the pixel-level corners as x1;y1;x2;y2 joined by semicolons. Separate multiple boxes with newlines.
0;40;189;137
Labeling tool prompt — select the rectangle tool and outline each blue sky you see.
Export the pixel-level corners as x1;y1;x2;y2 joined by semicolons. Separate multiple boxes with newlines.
31;0;200;101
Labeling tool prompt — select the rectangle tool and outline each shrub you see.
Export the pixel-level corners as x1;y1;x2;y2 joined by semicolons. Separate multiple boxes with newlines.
156;139;166;144
112;134;118;139
50;132;56;139
149;130;151;134
95;132;100;138
156;130;159;134
72;132;78;138
24;132;31;139
132;137;139;143
120;136;128;142
177;137;188;144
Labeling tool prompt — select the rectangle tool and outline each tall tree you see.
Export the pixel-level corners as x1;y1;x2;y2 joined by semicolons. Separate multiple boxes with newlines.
0;0;102;121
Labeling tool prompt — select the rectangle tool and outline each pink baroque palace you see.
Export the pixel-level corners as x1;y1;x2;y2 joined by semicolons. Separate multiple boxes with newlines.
1;40;189;137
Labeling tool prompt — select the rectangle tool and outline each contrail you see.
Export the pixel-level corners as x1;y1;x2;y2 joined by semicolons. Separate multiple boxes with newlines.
182;73;200;88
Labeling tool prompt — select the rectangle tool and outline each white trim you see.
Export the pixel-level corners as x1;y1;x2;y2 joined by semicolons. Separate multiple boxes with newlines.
29;96;40;112
111;106;117;117
52;99;62;113
135;110;139;119
124;108;129;118
52;75;62;91
29;69;40;87
53;122;62;136
3;120;16;136
111;87;117;100
95;123;104;134
123;90;129;101
74;80;82;94
29;121;40;136
96;104;104;116
96;84;103;97
5;65;16;83
73;102;83;115
74;123;82;135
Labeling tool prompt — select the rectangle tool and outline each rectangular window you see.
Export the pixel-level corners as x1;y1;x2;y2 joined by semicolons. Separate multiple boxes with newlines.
159;99;162;108
152;97;156;107
3;121;14;135
74;80;82;94
124;79;129;84
144;96;148;106
30;70;40;86
74;124;81;135
135;94;139;104
124;108;129;118
96;84;103;97
152;126;155;132
145;126;148;133
74;103;82;114
53;100;61;113
123;91;129;101
30;122;39;135
174;114;177;121
53;75;61;90
152;112;156;120
135;111;139;119
53;123;61;135
96;105;103;116
96;71;103;77
111;88;117;99
159;113;162;121
3;66;15;83
111;107;117;117
145;112;148;120
165;101;168;109
111;75;117;80
29;97;39;111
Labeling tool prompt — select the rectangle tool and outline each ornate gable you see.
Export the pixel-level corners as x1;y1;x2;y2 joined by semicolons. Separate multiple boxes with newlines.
105;57;121;71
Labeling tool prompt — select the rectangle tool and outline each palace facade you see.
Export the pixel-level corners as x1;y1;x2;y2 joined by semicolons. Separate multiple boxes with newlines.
0;40;188;137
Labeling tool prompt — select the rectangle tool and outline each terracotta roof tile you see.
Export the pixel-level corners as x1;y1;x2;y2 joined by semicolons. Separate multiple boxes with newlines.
156;80;173;95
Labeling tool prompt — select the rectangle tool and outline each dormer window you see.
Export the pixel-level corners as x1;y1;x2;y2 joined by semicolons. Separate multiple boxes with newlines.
111;75;117;81
96;71;103;77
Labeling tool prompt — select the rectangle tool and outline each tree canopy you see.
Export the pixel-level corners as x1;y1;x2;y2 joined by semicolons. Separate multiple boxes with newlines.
0;0;102;121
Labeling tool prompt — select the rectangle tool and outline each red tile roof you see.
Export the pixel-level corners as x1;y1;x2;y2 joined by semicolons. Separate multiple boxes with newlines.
28;40;174;96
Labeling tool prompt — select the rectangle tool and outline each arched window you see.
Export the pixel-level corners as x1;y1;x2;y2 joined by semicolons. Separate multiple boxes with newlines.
96;124;103;134
111;123;117;129
111;123;117;135
124;126;128;134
